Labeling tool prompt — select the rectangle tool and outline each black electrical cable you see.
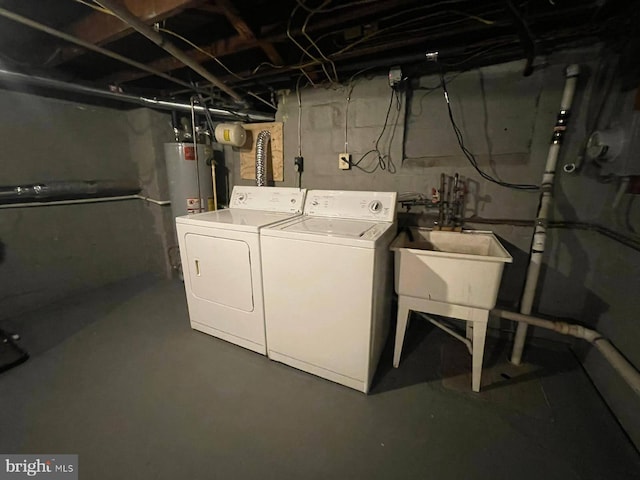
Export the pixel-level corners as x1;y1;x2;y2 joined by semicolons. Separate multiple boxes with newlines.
439;69;539;191
505;0;536;76
386;88;402;174
351;87;397;174
298;170;302;190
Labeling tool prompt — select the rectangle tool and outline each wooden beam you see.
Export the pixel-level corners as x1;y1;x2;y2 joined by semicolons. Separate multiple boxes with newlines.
192;4;223;15
53;0;205;65
215;0;284;65
215;0;254;40
104;0;416;84
96;0;242;101
105;34;259;84
73;0;206;44
259;42;284;66
224;29;512;85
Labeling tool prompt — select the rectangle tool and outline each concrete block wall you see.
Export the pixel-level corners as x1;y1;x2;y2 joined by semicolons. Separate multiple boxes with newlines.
231;48;640;447
0;91;171;320
234;59;561;226
233;58;567;307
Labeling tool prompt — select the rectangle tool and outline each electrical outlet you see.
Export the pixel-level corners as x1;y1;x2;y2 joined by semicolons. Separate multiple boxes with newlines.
339;153;351;170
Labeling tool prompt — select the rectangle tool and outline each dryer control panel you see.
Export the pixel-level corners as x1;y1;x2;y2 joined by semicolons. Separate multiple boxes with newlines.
229;186;306;213
304;190;397;221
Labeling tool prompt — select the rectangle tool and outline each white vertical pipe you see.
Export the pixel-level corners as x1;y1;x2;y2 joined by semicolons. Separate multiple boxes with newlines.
211;161;218;211
190;98;203;213
511;64;580;365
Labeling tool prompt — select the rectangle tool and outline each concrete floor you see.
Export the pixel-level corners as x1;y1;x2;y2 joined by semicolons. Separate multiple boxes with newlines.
1;277;639;480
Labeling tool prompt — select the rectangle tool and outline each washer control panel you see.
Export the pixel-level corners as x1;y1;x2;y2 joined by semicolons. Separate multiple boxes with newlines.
229;186;306;213
303;190;397;221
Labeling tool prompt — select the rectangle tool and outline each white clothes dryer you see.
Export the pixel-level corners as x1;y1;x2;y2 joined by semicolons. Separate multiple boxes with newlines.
260;190;397;392
176;186;306;354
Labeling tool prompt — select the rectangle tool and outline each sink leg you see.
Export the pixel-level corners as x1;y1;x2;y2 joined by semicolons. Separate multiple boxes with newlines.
393;296;411;368
471;309;489;392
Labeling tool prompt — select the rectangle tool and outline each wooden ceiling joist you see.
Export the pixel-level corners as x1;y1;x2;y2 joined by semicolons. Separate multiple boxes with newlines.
215;0;283;66
53;0;206;65
103;0;414;85
104;34;259;84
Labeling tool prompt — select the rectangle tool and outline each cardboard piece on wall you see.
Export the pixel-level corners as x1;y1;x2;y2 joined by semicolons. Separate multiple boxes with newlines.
239;122;284;182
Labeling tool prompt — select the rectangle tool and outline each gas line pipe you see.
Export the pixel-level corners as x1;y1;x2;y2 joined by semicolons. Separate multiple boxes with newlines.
510;64;580;365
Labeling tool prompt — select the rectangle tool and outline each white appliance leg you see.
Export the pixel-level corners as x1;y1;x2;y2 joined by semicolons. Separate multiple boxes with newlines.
393;296;411;368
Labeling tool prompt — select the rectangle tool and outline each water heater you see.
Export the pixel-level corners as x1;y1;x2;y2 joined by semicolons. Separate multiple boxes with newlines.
164;142;214;218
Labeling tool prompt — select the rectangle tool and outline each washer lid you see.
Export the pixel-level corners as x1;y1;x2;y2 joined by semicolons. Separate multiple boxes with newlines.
282;217;377;237
176;208;299;232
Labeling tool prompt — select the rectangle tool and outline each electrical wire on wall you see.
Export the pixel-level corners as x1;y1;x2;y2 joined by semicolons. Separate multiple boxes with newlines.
287;0;339;86
253;2;494;84
406;71;464;120
343;77;355;162
340;67;379;170
437;65;539;191
295;75;304;189
349;86;402;174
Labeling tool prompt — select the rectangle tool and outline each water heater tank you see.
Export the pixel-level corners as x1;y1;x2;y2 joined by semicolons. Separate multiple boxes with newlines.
164;142;214;217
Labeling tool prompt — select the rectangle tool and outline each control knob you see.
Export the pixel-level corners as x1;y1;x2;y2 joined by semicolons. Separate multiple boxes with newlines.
369;200;383;213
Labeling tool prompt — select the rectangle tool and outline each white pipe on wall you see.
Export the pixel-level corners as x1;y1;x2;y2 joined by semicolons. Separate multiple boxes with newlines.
135;195;171;206
496;309;640;397
0;195;170;209
511;64;581;365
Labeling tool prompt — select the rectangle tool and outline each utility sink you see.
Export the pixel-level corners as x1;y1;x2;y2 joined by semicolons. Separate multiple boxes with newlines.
390;228;513;310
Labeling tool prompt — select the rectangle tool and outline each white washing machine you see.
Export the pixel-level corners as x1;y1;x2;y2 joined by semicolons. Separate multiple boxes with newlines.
176;186;306;355
260;190;397;392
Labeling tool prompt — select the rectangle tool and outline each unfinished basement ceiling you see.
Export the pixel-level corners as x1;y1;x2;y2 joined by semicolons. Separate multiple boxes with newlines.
0;0;638;113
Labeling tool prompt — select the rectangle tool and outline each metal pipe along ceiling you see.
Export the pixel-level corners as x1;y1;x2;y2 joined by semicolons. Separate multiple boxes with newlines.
0;69;274;122
0;6;200;94
95;0;243;103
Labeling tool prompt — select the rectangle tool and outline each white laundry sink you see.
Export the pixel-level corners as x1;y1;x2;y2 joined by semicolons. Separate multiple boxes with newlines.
390;228;513;310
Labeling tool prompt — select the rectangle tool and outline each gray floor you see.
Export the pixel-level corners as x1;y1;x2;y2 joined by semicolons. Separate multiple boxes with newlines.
1;277;639;480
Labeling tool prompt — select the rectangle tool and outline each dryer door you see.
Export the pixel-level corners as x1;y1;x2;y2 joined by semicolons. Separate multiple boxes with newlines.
184;233;254;312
